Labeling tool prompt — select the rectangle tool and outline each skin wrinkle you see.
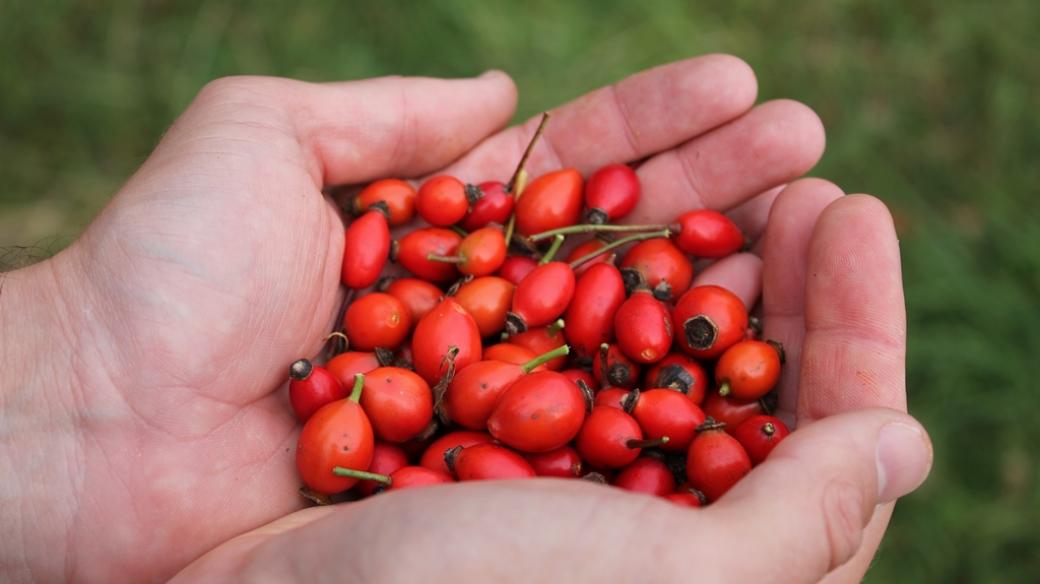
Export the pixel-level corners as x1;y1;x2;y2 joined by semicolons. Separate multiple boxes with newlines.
608;82;644;159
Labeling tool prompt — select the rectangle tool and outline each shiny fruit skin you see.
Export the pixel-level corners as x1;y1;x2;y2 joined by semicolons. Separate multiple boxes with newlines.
702;393;768;434
487;371;586;453
342;210;391;289
664;491;704;508
564;263;626;359
289;361;347;422
614;457;675;496
416;175;470;226
594;387;630;410
343;292;412;351
614;289;672;364
451;443;537;481
585;163;640;223
510;325;567;371
443;360;524;430
357;442;409;496
326;352;382;388
397;228;463;282
619;238;693;301
715;340;782;401
453;276;514;338
515;168;584;236
644;353;709;404
387;466;454;490
733;415;790;465
686;427;752;501
482;343;539;367
674;209;744;258
420;431;494;475
353;179;416;226
461;181;513;231
593;343;640;389
509;262;576;330
672;285;748;359
525;446;584;478
561;369;597;392
629;389;706;453
575;406;644;469
296;399;375;494
411;298;482;385
566;238;614;275
361;367;433;443
383;278;443;326
455;227;508;277
498;255;539;286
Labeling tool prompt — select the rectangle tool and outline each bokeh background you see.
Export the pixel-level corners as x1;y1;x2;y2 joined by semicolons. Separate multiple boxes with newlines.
2;0;1037;580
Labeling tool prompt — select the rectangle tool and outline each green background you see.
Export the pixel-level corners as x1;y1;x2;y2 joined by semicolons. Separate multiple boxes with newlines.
2;0;1037;581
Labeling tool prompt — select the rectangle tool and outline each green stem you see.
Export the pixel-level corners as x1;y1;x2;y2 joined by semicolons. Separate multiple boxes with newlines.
569;228;671;269
427;253;466;264
521;344;571;374
547;318;565;335
332;466;391;485
539;234;566;265
528;223;669;242
718;381;731;397
348;373;365;403
449;225;469;237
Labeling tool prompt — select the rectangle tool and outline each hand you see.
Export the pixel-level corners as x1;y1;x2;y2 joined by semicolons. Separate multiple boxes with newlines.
0;54;930;583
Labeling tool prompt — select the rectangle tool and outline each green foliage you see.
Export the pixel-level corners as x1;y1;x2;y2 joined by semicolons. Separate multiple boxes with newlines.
1;0;1036;580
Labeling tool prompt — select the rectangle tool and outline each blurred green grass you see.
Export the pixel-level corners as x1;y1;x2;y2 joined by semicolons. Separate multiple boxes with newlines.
2;0;1037;580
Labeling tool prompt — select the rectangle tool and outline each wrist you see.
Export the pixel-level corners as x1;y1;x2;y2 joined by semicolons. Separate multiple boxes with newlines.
1;251;86;581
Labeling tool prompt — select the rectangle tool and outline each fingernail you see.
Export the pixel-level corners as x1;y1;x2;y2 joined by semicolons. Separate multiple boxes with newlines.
479;69;505;79
875;422;932;503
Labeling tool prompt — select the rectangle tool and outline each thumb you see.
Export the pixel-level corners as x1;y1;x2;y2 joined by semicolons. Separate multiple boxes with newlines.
158;71;518;186
704;408;932;584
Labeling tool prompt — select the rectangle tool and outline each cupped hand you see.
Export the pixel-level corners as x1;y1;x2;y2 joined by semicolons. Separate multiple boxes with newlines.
0;54;930;583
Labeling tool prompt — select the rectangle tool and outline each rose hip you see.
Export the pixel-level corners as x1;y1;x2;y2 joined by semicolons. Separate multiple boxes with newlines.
619;238;693;301
614;288;672;364
674;209;744;258
361;367;433;443
446;443;537;481
564;263;626;360
506;261;575;334
416;175;473;226
411;298;482;385
715;340;782;401
614;456;675;496
396;228;463;283
672;285;748;359
353;179;416;227
487;368;586;453
289;359;347;423
420;430;494;474
461;180;513;231
526;446;583;478
341;209;391;289
296;374;374;494
343;292;412;351
686;420;752;502
453;276;514;338
584;163;640;224
626;388;706;453
733;415;790;465
515;168;584;236
593;343;639;389
644;353;709;404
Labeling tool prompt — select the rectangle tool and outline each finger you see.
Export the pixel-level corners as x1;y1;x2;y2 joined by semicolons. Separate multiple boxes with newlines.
760;178;845;419
441;54;758;180
627;99;826;224
730;185;784;245
164;72;518;187
707;408;933;584
692;252;762;309
800;195;907;422
819;503;894;583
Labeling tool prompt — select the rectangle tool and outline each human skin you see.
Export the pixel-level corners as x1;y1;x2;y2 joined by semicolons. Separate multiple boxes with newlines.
0;55;931;583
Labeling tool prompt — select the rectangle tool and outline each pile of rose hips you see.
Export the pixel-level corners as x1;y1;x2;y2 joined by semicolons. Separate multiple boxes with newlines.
289;115;789;507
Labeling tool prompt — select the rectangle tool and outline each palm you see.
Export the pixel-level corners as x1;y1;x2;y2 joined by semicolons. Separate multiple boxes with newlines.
54;57;908;582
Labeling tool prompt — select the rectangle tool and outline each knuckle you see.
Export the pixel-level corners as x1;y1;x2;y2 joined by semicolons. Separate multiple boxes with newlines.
820;480;868;572
195;75;284;106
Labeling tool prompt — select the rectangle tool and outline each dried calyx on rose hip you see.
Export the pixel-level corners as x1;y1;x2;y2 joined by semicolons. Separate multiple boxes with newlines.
283;112;790;506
